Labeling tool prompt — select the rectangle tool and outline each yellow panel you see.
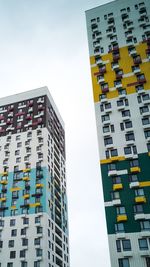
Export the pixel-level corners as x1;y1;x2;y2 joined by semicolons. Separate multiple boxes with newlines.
30;202;41;208
36;184;43;188
23;168;31;173
135;196;146;203
113;183;123;190
0;180;8;185
120;46;133;73
23;194;30;199
22;177;30;181
11;206;16;209
90;56;96;65
90;41;150;103
107;90;118;99
1;171;8;176
0;198;6;202
136;43;147;59
117;214;127;222
130;167;141;173
100;156;125;164
139;181;150;187
10;187;21;192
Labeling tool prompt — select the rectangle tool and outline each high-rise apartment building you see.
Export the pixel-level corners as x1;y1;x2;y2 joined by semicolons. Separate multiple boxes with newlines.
0;87;70;267
86;0;150;266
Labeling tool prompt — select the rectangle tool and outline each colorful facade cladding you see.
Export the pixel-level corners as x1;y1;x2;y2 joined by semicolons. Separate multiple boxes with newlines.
0;87;69;267
86;0;150;266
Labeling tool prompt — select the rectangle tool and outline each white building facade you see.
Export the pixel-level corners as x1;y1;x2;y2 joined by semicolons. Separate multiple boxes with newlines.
0;87;70;267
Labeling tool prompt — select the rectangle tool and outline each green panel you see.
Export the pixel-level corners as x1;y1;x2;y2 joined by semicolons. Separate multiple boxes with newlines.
100;152;150;234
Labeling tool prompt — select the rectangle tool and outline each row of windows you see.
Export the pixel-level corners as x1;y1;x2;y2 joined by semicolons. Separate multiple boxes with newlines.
115;220;150;233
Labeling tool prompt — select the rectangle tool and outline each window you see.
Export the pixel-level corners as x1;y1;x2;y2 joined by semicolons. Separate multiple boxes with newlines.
7;263;13;267
35;217;41;224
103;126;110;133
146;257;150;267
129;174;138;182
111;149;118;157
10;251;16;259
105;103;111;109
138;238;148;250
111;191;120;200
34;238;41;245
0;240;3;248
104;137;113;145
117;206;126;215
143;94;150;101
140;106;149;114
37;226;43;234
147;143;150;152
118;258;130;267
125;121;132;129
122;110;130;117
8;240;14;248
17;142;22;148
36;248;42;257
134;204;143;214
108;163;116;171
21;228;26;235
116;240;121;252
135;188;144;196
21;262;27;267
22;238;28;246
124;147;132;155
145;130;150;138
34;261;40;267
20;250;26;258
130;159;139;167
113;176;121;184
140;220;150;231
23;217;29;225
142;117;150;125
102;114;110;122
122;240;131;251
11;229;17;237
125;133;135;141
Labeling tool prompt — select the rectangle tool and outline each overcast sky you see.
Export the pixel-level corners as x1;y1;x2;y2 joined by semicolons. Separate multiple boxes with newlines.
0;0;113;266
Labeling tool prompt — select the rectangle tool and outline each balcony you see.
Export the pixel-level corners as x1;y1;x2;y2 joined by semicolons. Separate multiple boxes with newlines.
137;77;147;85
112;199;121;206
129;48;137;56
116;72;123;79
95;58;104;66
113;54;120;62
115;83;123;89
117;214;127;222
112;63;119;70
133;57;142;65
134;213;146;220
130;166;141;173
98;76;105;84
129;181;140;188
108;169;118;176
135;196;146;203
99;66;106;74
133;67;140;74
113;183;123;190
140;231;150;238
37;98;44;104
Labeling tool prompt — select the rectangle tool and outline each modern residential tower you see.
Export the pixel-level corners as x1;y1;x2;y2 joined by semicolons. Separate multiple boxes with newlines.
0;87;70;267
86;0;150;266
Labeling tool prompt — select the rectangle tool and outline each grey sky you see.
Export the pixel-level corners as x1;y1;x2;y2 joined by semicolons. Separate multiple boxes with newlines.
0;0;112;266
